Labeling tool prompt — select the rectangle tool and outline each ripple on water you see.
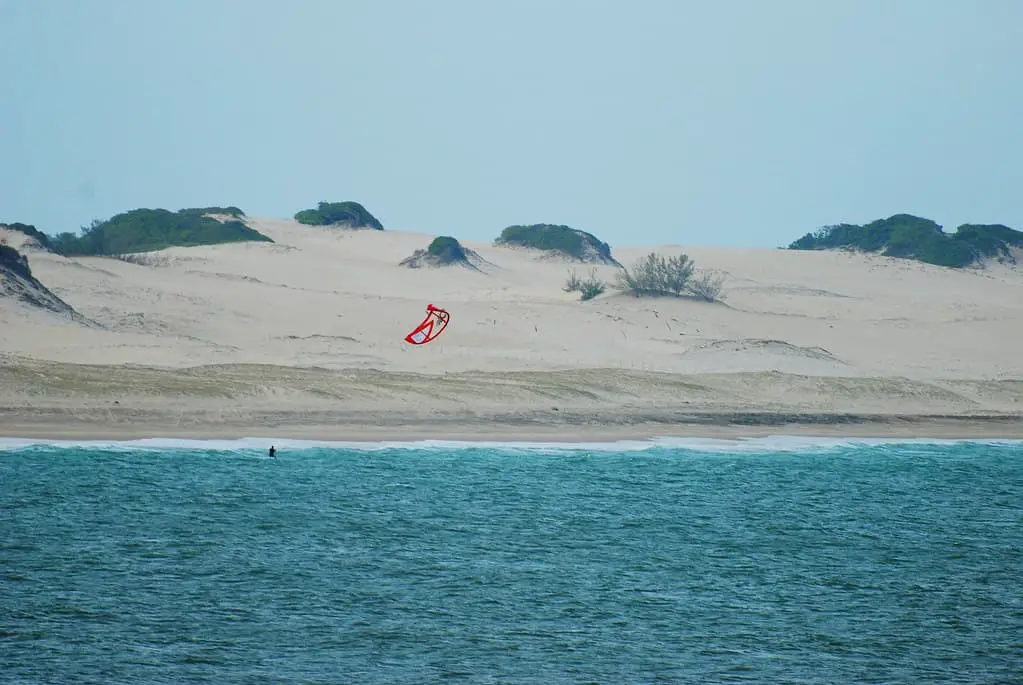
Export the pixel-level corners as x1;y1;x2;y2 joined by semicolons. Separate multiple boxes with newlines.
1;439;1021;683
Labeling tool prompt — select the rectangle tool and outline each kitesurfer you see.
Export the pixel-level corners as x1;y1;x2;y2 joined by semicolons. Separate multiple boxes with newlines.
268;445;276;458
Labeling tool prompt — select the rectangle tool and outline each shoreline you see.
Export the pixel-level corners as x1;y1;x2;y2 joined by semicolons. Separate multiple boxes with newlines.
4;358;1023;443
4;407;1023;443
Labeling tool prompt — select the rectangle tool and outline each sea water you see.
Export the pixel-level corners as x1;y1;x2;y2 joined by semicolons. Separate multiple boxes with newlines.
1;436;1021;684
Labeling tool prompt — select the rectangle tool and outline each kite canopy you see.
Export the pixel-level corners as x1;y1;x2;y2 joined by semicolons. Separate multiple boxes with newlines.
404;304;450;345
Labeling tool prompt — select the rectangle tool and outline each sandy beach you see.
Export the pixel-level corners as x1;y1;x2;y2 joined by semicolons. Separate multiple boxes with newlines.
3;217;1022;441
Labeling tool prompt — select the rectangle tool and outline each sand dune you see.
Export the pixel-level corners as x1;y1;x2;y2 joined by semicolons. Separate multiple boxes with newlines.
2;217;1022;438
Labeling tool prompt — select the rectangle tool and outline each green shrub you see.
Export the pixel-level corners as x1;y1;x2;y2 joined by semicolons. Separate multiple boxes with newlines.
496;224;619;264
579;276;607;301
688;268;727;302
617;252;695;297
427;236;467;262
294;201;383;229
788;214;1023;268
953;224;1023;261
563;268;607;301
49;209;272;256
177;206;245;218
563;269;583;292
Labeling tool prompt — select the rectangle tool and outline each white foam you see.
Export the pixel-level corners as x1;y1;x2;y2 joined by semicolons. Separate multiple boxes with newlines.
1;435;1020;454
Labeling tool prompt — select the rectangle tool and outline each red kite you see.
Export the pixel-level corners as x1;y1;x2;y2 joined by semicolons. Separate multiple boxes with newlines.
404;304;450;345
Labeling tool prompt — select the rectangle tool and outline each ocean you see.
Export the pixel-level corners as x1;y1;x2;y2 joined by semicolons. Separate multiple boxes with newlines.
1;436;1021;684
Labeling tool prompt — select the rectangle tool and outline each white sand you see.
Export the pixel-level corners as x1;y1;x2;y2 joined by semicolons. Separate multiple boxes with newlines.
2;218;1022;439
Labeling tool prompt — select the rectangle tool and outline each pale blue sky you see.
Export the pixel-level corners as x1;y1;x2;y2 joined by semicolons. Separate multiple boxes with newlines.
2;0;1020;247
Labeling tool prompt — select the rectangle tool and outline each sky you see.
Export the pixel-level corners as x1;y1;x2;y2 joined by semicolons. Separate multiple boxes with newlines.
2;0;1021;248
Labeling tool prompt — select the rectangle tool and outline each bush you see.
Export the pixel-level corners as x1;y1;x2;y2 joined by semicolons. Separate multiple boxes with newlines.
953;224;1023;262
294;201;383;229
49;210;271;256
177;206;245;218
427;236;467;262
617;251;695;297
496;224;619;264
579;277;607;301
688;268;727;302
399;236;484;269
563;269;583;292
563;268;607;301
787;213;1023;268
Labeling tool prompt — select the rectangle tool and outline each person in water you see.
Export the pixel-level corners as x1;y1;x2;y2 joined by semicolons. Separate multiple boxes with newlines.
268;445;276;458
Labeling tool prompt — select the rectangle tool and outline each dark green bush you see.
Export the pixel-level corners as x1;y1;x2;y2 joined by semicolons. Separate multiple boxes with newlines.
427;236;467;262
788;214;1023;268
496;224;619;264
49;208;271;256
294;201;383;229
563;268;608;301
178;206;245;218
617;252;695;297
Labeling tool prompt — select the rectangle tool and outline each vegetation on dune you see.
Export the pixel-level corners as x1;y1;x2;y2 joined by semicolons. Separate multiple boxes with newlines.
563;268;608;301
294;201;383;230
0;241;92;320
686;268;727;302
1;222;55;251
788;214;1023;268
426;236;468;262
616;251;726;302
495;224;620;265
0;243;33;280
400;236;485;269
952;223;1023;260
48;208;271;256
177;206;246;218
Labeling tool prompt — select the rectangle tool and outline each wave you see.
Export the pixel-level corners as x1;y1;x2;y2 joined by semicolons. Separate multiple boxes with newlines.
2;435;1021;454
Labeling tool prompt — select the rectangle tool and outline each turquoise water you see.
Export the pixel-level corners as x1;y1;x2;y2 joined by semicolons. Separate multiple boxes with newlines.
2;437;1021;684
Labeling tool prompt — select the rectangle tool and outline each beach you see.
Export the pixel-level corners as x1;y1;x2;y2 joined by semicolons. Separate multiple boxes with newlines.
3;218;1022;441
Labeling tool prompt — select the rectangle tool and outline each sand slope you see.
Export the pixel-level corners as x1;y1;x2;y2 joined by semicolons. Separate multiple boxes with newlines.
2;217;1022;437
